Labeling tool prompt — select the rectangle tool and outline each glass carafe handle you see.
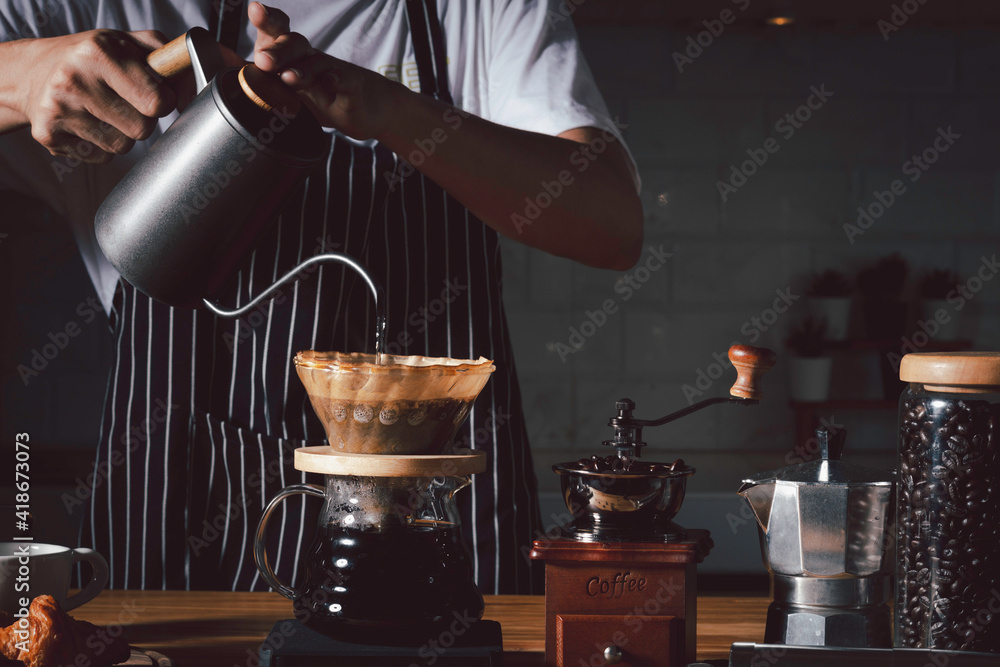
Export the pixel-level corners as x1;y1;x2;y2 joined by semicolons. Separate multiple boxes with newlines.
254;483;324;599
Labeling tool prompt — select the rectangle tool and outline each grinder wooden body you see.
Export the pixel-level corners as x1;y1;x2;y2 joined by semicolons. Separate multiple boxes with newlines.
530;532;713;667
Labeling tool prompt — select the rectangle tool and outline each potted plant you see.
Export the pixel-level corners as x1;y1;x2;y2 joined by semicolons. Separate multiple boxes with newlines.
857;253;909;340
806;269;853;341
786;315;833;402
917;268;961;341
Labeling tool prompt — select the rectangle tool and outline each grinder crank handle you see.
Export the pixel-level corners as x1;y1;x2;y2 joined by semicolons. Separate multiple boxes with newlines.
610;344;778;434
728;344;777;401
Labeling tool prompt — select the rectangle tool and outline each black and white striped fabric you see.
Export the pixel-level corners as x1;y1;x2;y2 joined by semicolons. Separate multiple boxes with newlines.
81;0;542;595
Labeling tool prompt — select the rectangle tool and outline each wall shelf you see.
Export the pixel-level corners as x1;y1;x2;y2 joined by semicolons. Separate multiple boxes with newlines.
788;340;973;445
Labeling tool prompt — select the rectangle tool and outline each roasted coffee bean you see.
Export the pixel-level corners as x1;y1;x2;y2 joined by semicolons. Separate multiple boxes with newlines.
896;396;1000;653
944;503;968;518
942;450;962;471
933;597;953;615
949;436;971;455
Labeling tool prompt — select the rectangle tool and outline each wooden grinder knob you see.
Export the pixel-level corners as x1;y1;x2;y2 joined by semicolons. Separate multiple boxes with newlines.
728;344;777;400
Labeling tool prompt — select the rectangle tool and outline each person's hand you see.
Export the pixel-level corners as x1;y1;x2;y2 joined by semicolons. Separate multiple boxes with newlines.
9;30;178;163
248;2;407;141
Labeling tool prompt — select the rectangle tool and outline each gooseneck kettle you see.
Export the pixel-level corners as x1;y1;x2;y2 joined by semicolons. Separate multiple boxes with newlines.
95;29;384;348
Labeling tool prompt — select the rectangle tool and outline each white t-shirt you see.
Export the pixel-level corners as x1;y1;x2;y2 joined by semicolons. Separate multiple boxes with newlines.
0;0;627;312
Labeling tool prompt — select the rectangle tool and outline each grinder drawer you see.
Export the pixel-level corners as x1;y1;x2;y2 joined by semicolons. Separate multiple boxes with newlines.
555;613;678;666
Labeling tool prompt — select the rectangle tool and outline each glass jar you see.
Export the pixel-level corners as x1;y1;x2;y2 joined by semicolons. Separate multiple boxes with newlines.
895;352;1000;652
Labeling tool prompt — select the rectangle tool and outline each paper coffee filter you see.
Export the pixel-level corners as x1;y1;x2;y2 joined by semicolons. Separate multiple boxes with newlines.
294;351;495;455
295;351;494;401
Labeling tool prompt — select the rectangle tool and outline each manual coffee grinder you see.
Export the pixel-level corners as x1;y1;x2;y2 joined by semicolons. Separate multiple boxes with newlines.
254;351;505;665
738;427;895;649
531;344;776;667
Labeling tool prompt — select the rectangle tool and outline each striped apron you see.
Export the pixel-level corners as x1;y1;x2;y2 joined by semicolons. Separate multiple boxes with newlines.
80;0;542;595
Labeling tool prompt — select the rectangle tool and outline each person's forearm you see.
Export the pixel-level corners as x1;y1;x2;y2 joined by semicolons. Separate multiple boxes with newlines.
375;86;643;270
0;40;35;133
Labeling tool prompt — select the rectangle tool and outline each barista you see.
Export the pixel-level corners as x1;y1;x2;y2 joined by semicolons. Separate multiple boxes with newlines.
0;0;642;593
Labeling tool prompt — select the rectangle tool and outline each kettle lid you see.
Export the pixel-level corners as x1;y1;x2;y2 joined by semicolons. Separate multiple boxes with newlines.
740;427;893;487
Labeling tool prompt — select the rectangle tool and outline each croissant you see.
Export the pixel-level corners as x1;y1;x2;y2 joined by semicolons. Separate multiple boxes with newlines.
0;609;25;666
0;596;130;667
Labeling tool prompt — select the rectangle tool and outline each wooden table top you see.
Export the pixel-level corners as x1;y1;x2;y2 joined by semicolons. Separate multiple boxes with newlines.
69;590;769;665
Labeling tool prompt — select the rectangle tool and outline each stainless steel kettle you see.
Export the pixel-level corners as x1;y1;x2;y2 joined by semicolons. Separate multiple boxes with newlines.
95;28;327;310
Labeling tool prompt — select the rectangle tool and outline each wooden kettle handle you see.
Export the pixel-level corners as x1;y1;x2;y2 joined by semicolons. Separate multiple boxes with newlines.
146;32;192;79
729;344;777;400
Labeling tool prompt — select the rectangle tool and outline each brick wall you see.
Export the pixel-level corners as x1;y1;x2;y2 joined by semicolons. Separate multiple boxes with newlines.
502;24;1000;510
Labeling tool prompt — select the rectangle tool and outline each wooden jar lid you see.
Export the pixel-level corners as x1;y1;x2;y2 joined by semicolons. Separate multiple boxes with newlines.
294;446;486;476
900;352;1000;390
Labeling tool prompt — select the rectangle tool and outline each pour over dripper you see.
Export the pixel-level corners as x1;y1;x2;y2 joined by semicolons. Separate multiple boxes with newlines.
294;351;495;455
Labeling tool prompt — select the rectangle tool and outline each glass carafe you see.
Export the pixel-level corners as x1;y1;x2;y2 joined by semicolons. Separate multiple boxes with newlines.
255;472;483;637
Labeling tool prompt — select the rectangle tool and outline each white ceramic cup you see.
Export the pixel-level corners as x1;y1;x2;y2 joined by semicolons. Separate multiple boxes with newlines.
0;543;109;615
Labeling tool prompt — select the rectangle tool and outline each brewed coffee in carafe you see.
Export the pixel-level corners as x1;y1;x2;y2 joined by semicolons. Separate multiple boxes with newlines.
293;475;483;634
